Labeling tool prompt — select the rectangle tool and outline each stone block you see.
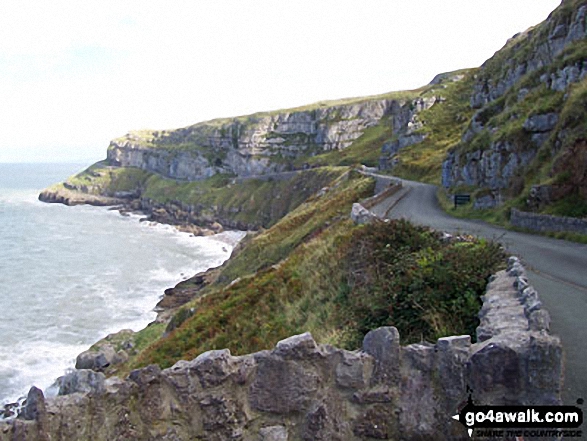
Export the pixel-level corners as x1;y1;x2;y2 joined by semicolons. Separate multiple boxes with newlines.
335;350;373;389
58;370;106;396
362;327;400;385
259;425;288;441
249;355;318;414
274;332;318;358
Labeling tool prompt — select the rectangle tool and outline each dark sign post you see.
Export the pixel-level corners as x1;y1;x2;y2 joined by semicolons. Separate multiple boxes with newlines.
454;194;471;209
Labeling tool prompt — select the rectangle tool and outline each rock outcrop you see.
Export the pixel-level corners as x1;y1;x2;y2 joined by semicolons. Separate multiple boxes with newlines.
38;186;125;206
0;258;561;441
378;96;438;170
107;99;396;180
442;0;587;210
106;94;444;182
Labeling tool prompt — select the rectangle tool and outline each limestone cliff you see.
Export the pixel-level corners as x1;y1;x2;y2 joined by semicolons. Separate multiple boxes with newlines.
106;98;398;180
442;0;587;212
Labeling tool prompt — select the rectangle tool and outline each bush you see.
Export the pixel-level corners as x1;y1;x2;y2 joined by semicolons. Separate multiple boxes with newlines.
337;220;505;347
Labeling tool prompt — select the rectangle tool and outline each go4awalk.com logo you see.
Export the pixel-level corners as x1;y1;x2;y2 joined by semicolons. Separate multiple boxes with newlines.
452;396;584;438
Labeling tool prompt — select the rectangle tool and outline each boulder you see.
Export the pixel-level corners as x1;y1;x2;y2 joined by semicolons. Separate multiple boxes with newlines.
350;203;377;225
58;370;106;396
75;344;121;371
259;425;288;441
523;113;559;133
21;387;45;421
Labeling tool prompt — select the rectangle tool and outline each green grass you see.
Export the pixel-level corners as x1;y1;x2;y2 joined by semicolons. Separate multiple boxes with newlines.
215;170;373;284
436;188;512;226
141;166;349;228
62;162;349;230
473;0;585;85
130;172;375;369
65;161;152;196
391;70;477;184
337;220;505;348
441;25;587;219
124;172;504;371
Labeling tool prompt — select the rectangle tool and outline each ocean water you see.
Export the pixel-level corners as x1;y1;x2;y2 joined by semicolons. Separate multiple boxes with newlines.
0;163;244;406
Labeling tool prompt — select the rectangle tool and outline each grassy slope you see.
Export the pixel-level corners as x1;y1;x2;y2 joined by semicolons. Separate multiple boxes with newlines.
121;172;503;373
391;71;477;184
300;119;395;169
64;160;153;195
141;167;348;228
63;162;349;229
443;0;587;219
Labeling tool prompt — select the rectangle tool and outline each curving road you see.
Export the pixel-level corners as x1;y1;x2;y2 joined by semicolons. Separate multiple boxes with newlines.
382;178;587;407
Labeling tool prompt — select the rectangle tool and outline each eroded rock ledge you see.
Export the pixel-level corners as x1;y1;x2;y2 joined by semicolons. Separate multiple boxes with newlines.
0;257;561;440
38;187;125;206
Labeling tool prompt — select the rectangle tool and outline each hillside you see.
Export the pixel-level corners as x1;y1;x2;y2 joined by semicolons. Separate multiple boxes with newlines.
6;1;579;439
34;0;586;384
441;0;587;220
35;0;586;360
43;0;587;226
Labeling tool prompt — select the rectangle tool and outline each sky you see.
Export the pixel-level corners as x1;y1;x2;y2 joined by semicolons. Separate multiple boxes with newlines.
0;0;562;163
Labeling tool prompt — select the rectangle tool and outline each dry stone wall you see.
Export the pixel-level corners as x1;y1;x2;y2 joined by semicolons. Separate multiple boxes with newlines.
511;208;587;234
0;257;562;440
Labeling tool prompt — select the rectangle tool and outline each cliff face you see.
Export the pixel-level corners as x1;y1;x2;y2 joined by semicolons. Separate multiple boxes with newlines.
107;99;398;180
442;0;587;211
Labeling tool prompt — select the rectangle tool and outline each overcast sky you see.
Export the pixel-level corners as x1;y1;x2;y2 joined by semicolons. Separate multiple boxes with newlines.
0;0;561;163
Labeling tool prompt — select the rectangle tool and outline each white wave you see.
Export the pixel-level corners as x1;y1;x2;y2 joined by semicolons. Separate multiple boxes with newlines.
0;184;246;406
0;340;85;406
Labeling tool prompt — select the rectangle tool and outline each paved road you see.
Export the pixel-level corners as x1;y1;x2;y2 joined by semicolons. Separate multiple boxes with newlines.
382;179;587;407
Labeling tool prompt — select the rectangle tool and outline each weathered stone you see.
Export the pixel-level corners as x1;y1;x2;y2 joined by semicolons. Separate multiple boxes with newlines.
249;355;319;414
58;370;106;396
523;113;559;133
528;309;551;332
21;387;45;421
511;208;587;235
473;192;502;209
524;333;563;405
468;340;522;403
434;335;470;411
302;404;332;440
335;350;373;389
75;344;119;371
259;425;288;441
353;405;397;440
274;332;318;358
108;98;395;181
445;0;587;205
399;343;436;437
128;364;161;387
350;203;376;225
362;326;400;385
192;349;235;388
199;394;246;438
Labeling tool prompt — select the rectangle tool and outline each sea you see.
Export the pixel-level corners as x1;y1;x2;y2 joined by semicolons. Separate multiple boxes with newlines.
0;162;244;407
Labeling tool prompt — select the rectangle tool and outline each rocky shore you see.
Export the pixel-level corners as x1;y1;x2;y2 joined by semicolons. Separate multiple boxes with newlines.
0;257;562;440
38;186;126;207
39;184;229;237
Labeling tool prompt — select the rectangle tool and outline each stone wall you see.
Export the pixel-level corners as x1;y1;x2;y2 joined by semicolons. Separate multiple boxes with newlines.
0;257;562;440
511;208;587;235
